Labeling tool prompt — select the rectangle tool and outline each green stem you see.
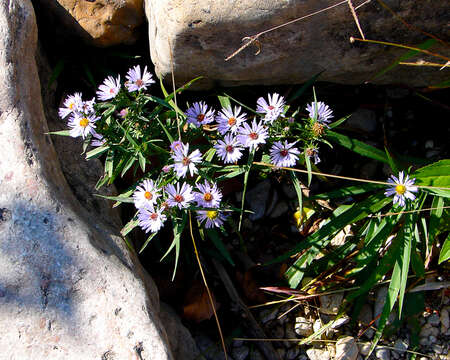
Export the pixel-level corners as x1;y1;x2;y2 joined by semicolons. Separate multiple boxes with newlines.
239;148;255;231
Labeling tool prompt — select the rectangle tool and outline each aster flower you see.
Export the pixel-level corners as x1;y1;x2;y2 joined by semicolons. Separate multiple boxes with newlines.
384;171;418;207
196;210;227;229
237;119;268;150
216;105;247;135
172;143;203;178
59;92;83;119
270;141;300;167
256;93;286;123
170;140;184;153
138;206;167;233
133;179;160;209
125;65;155;92
306;101;333;124
214;133;244;164
91;133;106;147
166;182;195;209
186;102;215;127
68;113;99;139
80;97;96;115
305;147;321;165
97;75;121;101
194;181;223;208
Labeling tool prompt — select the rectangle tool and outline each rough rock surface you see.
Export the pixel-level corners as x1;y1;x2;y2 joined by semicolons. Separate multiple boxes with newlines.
0;1;179;358
145;0;450;89
34;0;145;47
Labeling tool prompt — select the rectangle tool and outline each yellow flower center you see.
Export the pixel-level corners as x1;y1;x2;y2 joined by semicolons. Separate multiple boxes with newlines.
395;185;406;195
203;193;213;202
79;118;89;128
206;210;218;220
69;103;74;110
228;117;236;126
144;191;153;200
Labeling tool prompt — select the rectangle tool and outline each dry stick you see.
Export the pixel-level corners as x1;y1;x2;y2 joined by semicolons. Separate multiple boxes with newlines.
252;161;450;191
168;39;181;140
371;206;450;218
188;212;228;360
212;259;282;360
347;0;365;39
399;61;450;68
225;0;354;61
350;37;450;62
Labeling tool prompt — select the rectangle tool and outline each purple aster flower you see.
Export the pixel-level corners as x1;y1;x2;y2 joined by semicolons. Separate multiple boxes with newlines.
91;133;106;147
59;92;83;119
119;108;128;118
166;182;195;209
125;65;155;92
384;171;418;207
306;101;334;124
80;97;96;115
196;210;227;229
194;181;223;208
133;179;160;209
270;141;300;167
237;119;268;150
305;147;321;165
186;102;215;127
216;106;247;135
170;140;185;153
214;133;244;164
256;93;286;123
97;75;121;101
172;143;203;178
138;206;167;233
68;113;99;139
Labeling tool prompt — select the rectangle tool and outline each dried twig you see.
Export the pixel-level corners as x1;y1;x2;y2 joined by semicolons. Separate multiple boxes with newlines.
347;0;365;39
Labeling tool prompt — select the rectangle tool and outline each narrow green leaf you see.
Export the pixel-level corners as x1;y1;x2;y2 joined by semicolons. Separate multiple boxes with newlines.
120;212;139;236
398;212;415;317
287;71;324;102
414;159;450;198
217;95;231;109
239;148;255;231
222;93;258;114
327;131;388;163
215;168;246;182
207;229;235;266
121;155;137;177
384;146;399;174
438;234;450;264
86;145;110;160
105;150;114;178
290;171;303;215
156;117;174;143
429;196;444;246
304;151;312;186
328;114;351;129
138;152;146;172
139;232;157;254
47;59;65;89
47;130;71;136
94;193;134;203
310;183;383;200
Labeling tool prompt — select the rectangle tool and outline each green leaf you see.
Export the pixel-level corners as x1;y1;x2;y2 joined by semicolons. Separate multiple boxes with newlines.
429;196;444;246
216;167;246;182
207;229;235;266
120;212;139;236
287;71;324;102
414;159;450;198
94;193;134;204
161;215;187;280
139;232;157;254
138;152;146;172
328;115;351;129
156;117;174;143
304;151;312;186
310;183;383;200
105;150;114;178
290;171;303;215
47;59;65;89
327;131;388;163
217;95;231;109
86;145;110;160
438;234;450;264
120;155;137;177
47;130;71;136
385;147;399;174
239;148;255;231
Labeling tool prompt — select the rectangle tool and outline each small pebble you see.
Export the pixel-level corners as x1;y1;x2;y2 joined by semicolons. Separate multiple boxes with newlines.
375;348;390;360
358;343;371;356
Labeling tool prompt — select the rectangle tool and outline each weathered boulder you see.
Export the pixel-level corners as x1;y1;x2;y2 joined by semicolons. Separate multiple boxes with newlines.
33;0;145;47
145;0;450;89
0;1;191;358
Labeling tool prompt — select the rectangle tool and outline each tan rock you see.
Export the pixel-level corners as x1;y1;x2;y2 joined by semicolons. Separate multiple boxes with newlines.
37;0;145;47
144;0;450;89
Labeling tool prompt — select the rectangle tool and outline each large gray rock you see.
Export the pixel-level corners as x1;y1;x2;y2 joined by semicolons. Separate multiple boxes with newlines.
145;0;449;89
0;1;185;358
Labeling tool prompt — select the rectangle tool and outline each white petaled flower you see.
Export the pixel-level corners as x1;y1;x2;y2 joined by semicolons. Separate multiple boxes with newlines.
166;182;195;209
59;92;83;119
172;143;203;178
125;65;155;92
256;93;286;123
91;133;106;147
196;210;227;229
305;147;321;165
216;105;247;135
133;179;160;209
97;75;121;101
68;113;99;139
237;119;268;150
214;133;243;164
194;181;222;208
306;101;334;125
384;171;418;207
138;206;167;233
80;97;96;115
186;102;215;127
270;141;300;167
